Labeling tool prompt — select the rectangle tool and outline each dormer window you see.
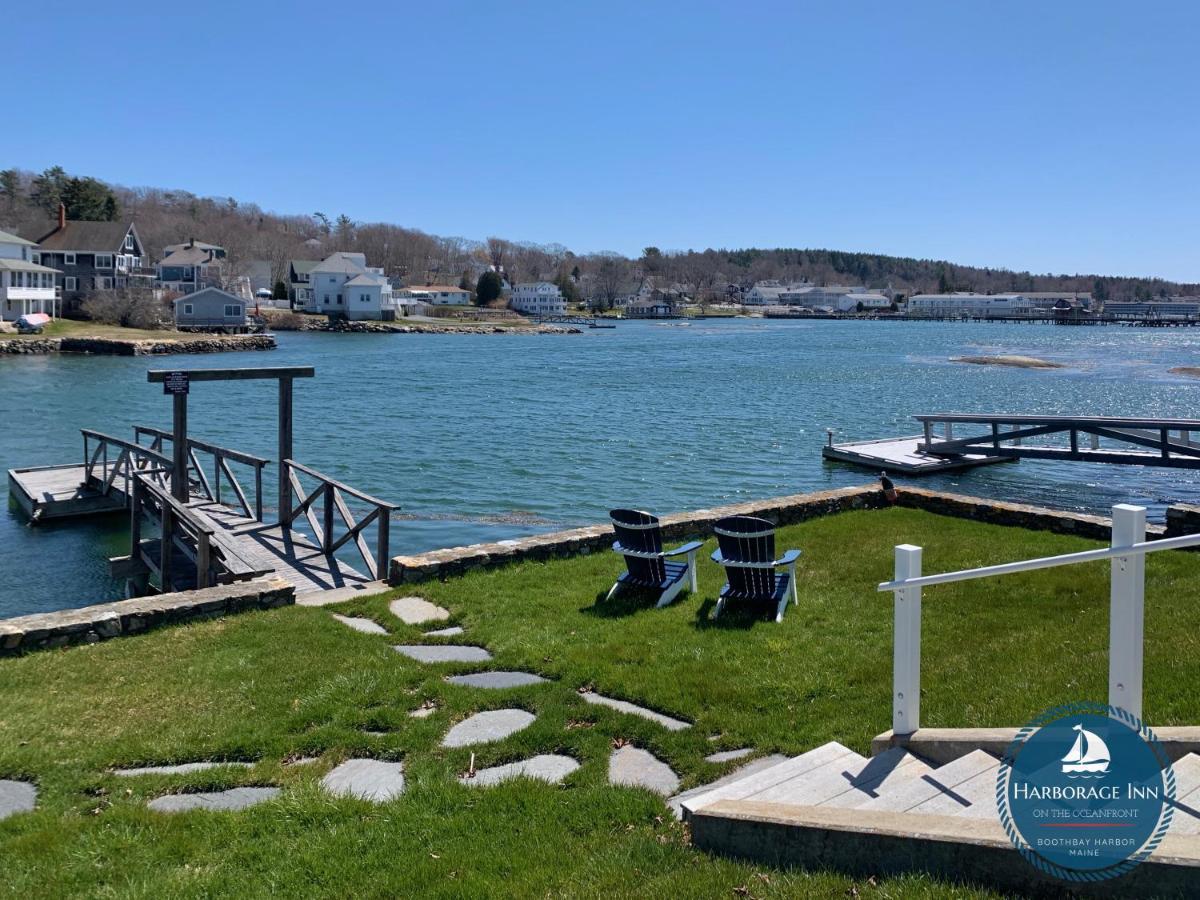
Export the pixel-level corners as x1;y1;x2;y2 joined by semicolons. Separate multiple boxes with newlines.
65;252;76;265
124;234;134;250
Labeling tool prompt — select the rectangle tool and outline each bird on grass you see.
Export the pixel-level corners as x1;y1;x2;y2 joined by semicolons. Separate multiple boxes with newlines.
880;472;898;504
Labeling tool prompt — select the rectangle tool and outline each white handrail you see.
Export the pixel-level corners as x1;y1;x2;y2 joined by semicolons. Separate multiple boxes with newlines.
876;529;1200;593
879;503;1174;734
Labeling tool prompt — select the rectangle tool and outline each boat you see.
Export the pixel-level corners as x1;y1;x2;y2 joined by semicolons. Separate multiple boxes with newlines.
1061;723;1110;776
588;321;616;329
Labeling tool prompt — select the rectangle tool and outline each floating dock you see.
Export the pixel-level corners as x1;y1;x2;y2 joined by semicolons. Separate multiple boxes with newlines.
9;463;128;521
822;435;1010;475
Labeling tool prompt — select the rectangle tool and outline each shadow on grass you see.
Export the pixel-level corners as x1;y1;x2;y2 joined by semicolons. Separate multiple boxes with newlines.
580;589;665;618
692;597;775;630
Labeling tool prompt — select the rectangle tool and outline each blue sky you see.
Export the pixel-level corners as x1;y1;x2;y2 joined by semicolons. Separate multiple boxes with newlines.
10;1;1200;280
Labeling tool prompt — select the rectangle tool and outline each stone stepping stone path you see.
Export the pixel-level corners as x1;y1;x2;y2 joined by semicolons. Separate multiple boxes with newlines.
580;692;690;731
446;671;547;689
409;703;438;719
705;748;755;764
389;597;450;625
112;761;254;777
667;754;789;818
393;645;492;664
0;780;36;821
284;756;319;767
460;754;579;787
321;759;406;802
331;614;388;635
425;626;464;637
148;787;279;813
608;745;680;796
442;709;536;748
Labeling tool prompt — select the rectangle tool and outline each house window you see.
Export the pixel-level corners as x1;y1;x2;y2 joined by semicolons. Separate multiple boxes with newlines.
95;254;112;269
183;304;193;315
65;276;77;291
360;293;370;303
224;304;241;317
124;234;134;250
336;294;343;305
65;252;76;265
97;276;112;290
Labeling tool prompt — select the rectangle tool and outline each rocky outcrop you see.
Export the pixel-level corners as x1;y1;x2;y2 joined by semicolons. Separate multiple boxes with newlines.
0;334;276;355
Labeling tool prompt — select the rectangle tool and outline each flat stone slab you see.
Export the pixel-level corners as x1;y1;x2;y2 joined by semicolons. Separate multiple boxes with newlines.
0;780;36;820
112;761;254;776
389;597;450;625
331;614;388;635
393;645;492;664
608;745;680;796
409;704;438;719
284;756;319;767
446;671;548;689
461;754;580;787
425;626;464;637
321;759;405;802
705;748;755;764
668;754;790;818
441;709;536;748
148;787;279;813
580;692;690;731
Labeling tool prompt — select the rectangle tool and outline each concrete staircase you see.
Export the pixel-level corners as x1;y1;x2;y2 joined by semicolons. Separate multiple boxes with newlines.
683;741;1200;895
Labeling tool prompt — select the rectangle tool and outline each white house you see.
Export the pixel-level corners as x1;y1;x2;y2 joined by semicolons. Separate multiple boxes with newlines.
510;281;566;316
836;292;892;312
311;252;396;318
0;229;60;321
407;284;470;305
907;293;1034;317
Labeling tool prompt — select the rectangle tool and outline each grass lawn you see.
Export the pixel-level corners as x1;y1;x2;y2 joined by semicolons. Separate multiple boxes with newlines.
0;319;187;342
3;507;1199;898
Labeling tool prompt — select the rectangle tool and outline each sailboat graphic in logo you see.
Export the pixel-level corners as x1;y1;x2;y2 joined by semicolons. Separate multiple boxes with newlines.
1061;723;1111;777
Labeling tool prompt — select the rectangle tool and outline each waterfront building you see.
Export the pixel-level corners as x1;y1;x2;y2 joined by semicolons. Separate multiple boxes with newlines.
406;284;470;305
172;286;248;331
906;292;1034;317
1020;291;1093;311
743;281;786;305
29;204;151;316
625;295;681;318
510;281;566;316
835;292;892;312
312;252;395;318
1105;297;1200;319
156;239;226;295
0;229;60;321
288;259;319;311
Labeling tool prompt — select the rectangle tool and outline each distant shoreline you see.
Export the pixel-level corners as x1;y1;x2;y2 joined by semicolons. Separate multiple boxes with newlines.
0;334;276;356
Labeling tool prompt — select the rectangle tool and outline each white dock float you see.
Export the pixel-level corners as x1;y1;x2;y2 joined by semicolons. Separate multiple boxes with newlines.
821;435;1011;476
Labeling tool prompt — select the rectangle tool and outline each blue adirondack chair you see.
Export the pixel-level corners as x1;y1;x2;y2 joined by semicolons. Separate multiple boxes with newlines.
710;515;801;622
606;509;704;607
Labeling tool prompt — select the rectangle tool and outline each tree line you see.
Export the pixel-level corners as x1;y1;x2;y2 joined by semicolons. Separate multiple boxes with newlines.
1;166;1193;304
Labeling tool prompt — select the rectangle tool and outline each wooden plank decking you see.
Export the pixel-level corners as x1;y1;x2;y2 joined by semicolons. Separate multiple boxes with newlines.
8;464;127;521
822;436;1012;475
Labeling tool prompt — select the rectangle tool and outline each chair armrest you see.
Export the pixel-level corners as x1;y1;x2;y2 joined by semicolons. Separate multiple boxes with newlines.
663;540;704;558
772;548;802;567
710;548;726;565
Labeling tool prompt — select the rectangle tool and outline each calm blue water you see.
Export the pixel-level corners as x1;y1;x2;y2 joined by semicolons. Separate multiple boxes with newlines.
3;320;1200;617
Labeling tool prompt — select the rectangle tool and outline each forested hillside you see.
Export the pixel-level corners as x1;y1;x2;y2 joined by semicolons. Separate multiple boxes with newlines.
1;166;1192;303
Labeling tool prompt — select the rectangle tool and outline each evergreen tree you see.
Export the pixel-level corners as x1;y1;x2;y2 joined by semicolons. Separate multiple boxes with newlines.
0;169;21;214
60;176;118;220
30;166;69;214
273;280;288;300
475;270;503;306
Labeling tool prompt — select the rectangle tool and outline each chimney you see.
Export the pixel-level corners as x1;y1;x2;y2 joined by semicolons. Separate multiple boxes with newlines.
189;237;195;248
57;203;66;230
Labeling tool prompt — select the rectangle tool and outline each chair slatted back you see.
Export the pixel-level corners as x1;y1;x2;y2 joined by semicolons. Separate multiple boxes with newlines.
610;508;665;584
714;515;777;597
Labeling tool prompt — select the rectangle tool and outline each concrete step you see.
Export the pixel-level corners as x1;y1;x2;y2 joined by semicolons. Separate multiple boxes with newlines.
910;760;1000;819
1169;753;1200;835
858;748;1000;814
818;750;937;809
668;754;790;819
680;741;860;819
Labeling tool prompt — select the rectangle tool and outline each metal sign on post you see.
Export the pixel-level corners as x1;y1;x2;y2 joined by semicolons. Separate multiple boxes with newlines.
162;371;190;395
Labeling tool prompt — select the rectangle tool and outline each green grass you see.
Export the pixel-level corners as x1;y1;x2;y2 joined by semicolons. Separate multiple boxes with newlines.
3;507;1200;898
0;319;183;341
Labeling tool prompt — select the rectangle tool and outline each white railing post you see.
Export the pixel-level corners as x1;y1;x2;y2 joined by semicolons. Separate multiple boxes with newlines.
893;544;923;735
1109;504;1146;718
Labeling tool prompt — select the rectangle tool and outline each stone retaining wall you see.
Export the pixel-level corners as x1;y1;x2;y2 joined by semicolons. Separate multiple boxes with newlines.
388;485;1171;585
0;334;276;355
0;577;294;654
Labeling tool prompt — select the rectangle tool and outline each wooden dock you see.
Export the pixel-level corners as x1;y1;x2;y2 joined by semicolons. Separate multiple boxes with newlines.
822;435;1010;475
9;463;128;521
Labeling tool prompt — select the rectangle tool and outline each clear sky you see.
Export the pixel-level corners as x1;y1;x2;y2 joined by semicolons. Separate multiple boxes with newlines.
9;1;1199;280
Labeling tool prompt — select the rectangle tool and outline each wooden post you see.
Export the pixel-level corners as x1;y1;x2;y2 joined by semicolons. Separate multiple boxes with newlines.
922;421;932;451
323;482;335;554
254;465;263;522
893;544;923;735
160;505;174;592
1109;504;1146;718
172;392;188;503
197;532;211;589
376;508;391;582
279;377;293;521
129;476;142;557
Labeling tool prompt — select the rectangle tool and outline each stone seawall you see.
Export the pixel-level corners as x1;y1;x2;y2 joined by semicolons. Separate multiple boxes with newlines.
273;318;578;335
0;577;294;654
388;485;1168;584
0;334;276;355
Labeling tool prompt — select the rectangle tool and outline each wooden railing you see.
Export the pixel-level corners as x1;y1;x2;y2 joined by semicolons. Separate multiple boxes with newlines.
134;425;269;521
82;429;174;499
281;459;398;579
130;471;218;590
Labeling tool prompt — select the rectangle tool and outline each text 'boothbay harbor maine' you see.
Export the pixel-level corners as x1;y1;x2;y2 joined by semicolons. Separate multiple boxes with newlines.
6;5;1200;898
